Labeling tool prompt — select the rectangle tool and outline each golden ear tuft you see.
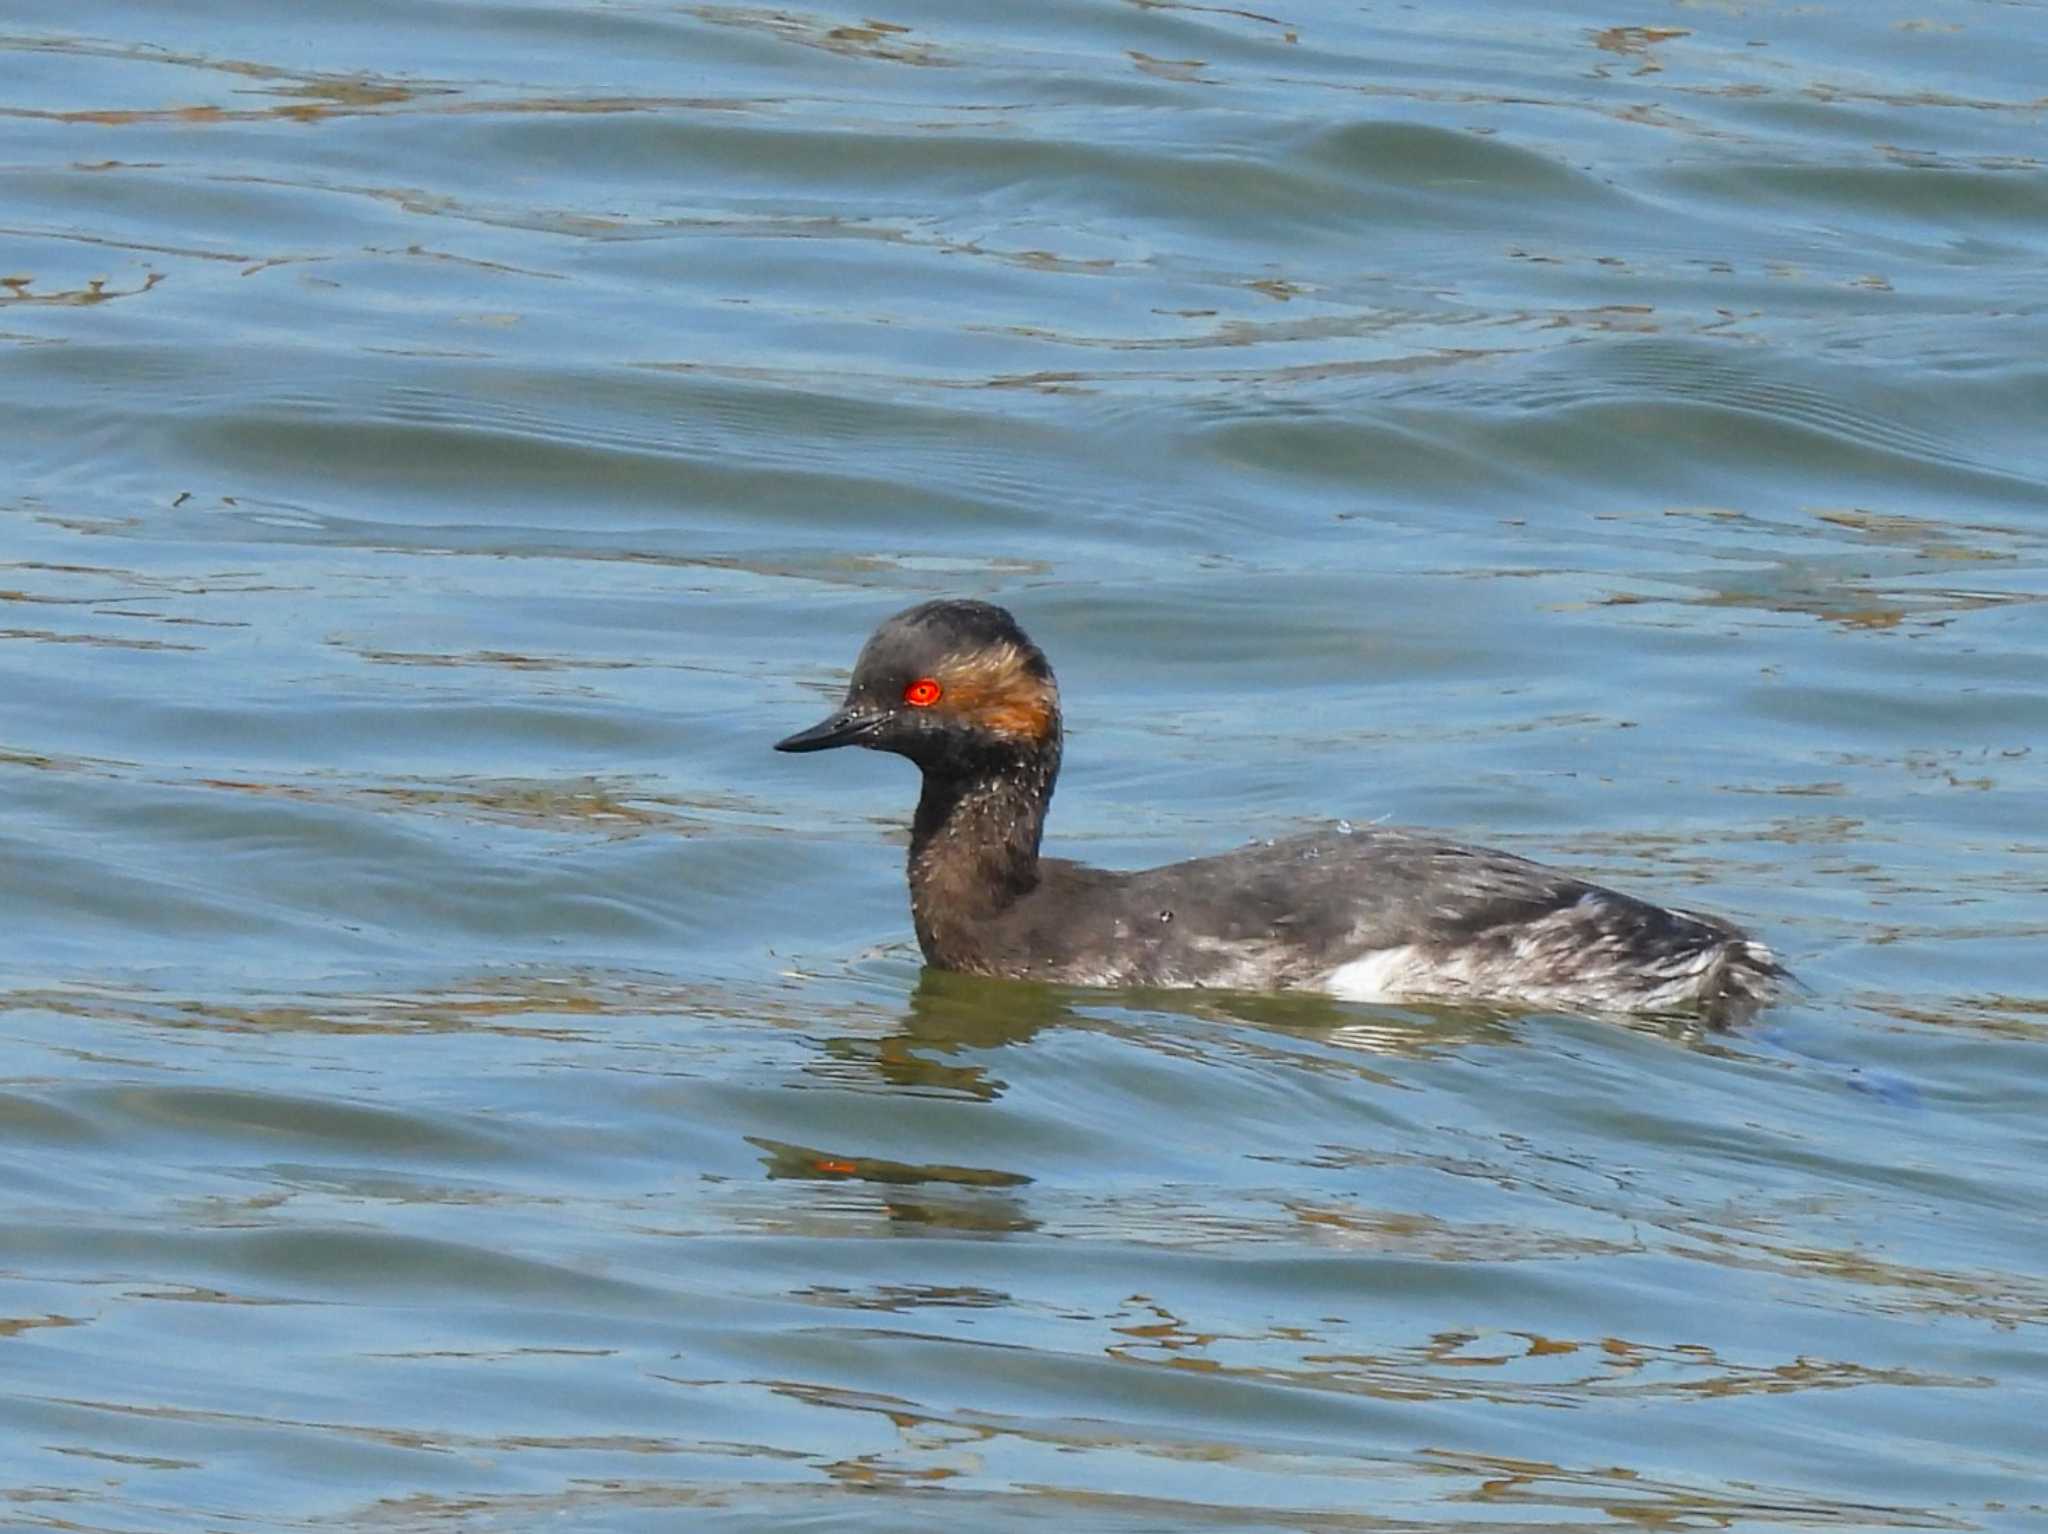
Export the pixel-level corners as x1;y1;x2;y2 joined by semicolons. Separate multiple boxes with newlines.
940;643;1056;742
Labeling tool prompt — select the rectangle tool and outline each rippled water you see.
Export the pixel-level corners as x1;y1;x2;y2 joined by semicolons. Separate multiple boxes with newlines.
4;1;2046;1528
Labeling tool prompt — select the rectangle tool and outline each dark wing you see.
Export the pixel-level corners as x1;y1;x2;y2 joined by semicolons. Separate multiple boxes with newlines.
1132;826;1586;947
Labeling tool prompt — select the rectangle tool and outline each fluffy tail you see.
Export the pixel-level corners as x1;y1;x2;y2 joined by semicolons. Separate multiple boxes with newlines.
1698;936;1790;1028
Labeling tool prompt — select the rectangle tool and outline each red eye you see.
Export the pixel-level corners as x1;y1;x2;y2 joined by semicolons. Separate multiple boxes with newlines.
903;678;942;708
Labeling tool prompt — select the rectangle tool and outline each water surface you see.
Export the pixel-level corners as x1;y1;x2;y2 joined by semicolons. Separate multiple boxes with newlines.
3;1;2046;1528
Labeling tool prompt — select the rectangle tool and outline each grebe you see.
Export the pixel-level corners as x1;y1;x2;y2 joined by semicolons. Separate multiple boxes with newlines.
777;600;1785;1025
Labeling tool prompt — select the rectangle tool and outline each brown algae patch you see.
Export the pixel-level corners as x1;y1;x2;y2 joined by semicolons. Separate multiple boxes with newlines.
3;971;831;1041
689;9;945;66
1;272;165;306
190;772;726;836
348;647;638;672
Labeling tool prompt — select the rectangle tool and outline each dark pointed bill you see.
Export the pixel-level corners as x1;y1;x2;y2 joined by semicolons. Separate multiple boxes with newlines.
775;707;884;753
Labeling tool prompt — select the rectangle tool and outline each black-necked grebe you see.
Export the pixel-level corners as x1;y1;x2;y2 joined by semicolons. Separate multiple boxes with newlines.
777;599;1786;1025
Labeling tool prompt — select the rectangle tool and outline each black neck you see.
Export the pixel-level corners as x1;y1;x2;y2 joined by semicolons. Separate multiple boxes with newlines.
906;739;1059;965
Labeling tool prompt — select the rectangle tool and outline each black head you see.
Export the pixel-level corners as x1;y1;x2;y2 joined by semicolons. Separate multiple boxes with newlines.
775;600;1060;770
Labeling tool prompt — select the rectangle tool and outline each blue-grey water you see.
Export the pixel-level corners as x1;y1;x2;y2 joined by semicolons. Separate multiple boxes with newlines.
4;2;2046;1529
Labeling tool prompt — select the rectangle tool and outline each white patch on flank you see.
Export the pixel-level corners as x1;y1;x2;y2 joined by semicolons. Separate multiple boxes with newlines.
1321;946;1435;1003
1315;904;1781;1017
